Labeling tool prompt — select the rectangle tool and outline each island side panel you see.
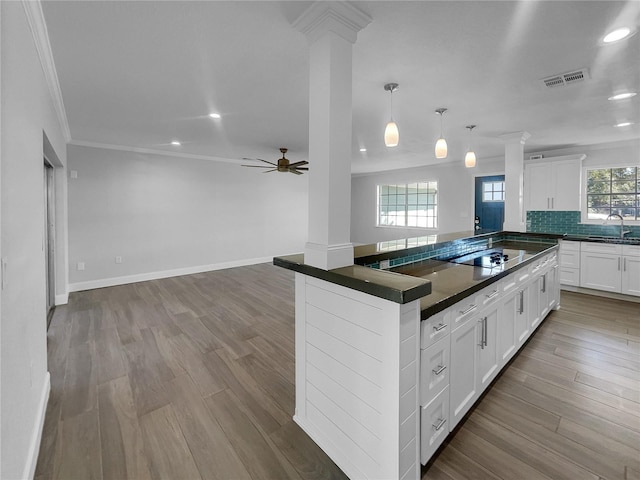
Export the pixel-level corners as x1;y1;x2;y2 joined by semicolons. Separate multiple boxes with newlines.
293;273;421;480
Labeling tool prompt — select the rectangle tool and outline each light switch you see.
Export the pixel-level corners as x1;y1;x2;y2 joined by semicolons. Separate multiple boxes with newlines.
77;262;85;271
115;256;122;264
70;170;78;179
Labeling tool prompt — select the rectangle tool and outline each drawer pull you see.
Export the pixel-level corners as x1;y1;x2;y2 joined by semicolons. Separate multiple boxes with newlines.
459;304;477;316
432;364;447;375
433;322;447;332
432;418;447;431
485;290;499;299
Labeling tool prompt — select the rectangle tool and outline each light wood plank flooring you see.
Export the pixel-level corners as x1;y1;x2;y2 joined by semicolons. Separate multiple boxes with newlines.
36;263;639;480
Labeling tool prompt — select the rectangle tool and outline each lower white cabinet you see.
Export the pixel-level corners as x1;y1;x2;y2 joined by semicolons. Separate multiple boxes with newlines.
420;249;560;467
559;240;580;286
580;243;640;296
420;386;450;464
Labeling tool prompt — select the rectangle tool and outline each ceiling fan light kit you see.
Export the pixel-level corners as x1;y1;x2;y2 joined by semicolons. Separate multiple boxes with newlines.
241;148;309;175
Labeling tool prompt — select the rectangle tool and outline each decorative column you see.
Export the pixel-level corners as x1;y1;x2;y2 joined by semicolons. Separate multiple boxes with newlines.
293;2;371;270
500;131;531;232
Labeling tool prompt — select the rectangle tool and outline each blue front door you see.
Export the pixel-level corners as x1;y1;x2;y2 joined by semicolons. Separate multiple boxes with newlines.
474;175;505;232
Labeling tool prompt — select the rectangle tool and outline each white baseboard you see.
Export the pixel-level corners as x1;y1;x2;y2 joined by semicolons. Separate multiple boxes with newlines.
561;284;640;303
55;292;69;305
68;256;276;292
23;372;51;480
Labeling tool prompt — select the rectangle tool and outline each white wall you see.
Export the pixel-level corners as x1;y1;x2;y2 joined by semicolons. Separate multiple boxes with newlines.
1;2;68;478
351;158;504;245
67;144;308;290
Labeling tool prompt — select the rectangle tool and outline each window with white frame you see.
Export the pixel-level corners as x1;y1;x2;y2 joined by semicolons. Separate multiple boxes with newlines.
482;181;505;202
586;166;639;221
377;181;438;228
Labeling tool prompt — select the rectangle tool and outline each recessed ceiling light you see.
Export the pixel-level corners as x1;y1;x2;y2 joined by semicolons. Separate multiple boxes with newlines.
608;92;637;101
614;122;633;127
209;113;221;119
359;148;367;152
171;140;181;146
603;27;632;43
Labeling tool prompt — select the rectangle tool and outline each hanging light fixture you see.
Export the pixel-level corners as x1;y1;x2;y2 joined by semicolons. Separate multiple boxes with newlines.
465;125;477;168
434;108;448;159
384;83;399;147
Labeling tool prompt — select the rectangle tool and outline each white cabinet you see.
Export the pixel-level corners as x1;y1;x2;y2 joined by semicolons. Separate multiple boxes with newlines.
420;335;450;406
420;386;450;464
559;240;580;287
622;245;640;296
524;156;584;211
477;306;500;391
449;314;480;428
498;289;518;365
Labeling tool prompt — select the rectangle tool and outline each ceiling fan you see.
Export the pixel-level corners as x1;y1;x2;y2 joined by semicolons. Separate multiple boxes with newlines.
242;148;309;175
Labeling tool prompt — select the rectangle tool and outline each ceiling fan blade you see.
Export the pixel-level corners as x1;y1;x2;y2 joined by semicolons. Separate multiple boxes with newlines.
288;160;309;168
289;169;303;175
263;168;278;173
242;164;273;168
242;157;277;166
293;167;308;171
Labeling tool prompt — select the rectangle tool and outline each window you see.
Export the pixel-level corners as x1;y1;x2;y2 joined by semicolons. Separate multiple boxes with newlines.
482;181;505;202
377;181;438;228
586;166;639;221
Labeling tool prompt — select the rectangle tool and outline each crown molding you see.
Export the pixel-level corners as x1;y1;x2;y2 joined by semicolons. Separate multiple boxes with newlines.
499;131;532;145
22;0;71;142
69;139;246;165
293;1;372;44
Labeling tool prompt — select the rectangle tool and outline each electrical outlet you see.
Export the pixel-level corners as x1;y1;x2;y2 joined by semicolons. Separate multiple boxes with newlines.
115;256;122;264
77;262;85;271
70;170;78;179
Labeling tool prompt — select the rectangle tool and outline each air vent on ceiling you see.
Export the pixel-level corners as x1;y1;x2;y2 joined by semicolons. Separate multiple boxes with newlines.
542;68;590;88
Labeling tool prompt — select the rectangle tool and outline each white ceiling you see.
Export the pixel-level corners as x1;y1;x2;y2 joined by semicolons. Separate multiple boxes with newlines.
41;1;640;174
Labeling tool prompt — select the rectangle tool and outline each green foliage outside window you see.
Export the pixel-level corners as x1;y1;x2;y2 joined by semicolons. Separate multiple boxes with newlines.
587;167;639;220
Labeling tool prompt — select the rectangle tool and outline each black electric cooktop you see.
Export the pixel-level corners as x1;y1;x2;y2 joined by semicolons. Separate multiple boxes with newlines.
447;248;532;268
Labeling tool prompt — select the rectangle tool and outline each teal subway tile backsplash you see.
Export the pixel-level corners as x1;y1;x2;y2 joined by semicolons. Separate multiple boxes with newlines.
526;211;640;237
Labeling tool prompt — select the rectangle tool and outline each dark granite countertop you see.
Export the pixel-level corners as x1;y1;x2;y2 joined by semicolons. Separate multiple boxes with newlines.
273;254;431;304
390;241;556;319
274;233;559;310
562;235;640;245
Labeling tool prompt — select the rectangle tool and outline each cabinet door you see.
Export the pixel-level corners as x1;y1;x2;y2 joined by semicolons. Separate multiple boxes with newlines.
538;270;550;322
498;290;518;366
515;288;530;346
553;160;581;210
449;317;479;428
548;264;560;310
420;335;450;407
525;163;551;210
477;306;499;391
580;252;621;292
420;386;450;465
528;278;541;330
622;256;640;297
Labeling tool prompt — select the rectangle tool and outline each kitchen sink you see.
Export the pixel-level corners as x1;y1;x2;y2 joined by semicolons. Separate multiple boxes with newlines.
585;236;640;245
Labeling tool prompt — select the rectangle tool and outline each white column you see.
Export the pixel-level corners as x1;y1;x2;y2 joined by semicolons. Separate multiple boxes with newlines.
293;2;371;270
500;131;531;232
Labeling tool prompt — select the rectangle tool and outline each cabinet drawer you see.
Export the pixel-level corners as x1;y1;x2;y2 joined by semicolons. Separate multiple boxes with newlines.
420;309;450;349
420;335;450;407
560;249;580;269
623;244;640;257
475;282;502;309
560;267;580;286
420;386;450;465
560;240;580;252
451;299;479;331
581;242;622;255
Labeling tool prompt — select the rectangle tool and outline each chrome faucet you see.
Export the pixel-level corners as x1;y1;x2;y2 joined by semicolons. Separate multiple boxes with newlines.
605;213;631;239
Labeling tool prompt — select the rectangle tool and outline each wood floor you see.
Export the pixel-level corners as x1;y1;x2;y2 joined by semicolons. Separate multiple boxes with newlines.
36;263;639;480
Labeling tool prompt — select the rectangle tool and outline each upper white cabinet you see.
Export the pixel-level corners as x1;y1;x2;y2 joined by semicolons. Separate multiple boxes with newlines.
525;154;585;211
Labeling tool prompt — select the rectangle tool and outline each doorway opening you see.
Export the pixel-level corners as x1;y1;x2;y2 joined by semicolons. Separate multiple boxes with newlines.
44;159;56;328
474;175;505;233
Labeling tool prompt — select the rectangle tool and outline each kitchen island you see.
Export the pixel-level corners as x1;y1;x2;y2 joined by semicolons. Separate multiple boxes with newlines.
274;231;560;480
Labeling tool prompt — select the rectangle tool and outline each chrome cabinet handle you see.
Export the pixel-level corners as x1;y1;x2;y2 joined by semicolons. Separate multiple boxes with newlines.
432;364;446;375
459;304;477;316
541;273;546;293
433;322;447;332
624;258;627;272
519;290;524;314
618;257;621;271
483;316;488;348
551;197;554;209
433;418;447;431
485;290;499;299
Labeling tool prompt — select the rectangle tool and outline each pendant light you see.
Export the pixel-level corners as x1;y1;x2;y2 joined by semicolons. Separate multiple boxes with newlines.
464;125;477;168
384;83;399;147
434;108;448;159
